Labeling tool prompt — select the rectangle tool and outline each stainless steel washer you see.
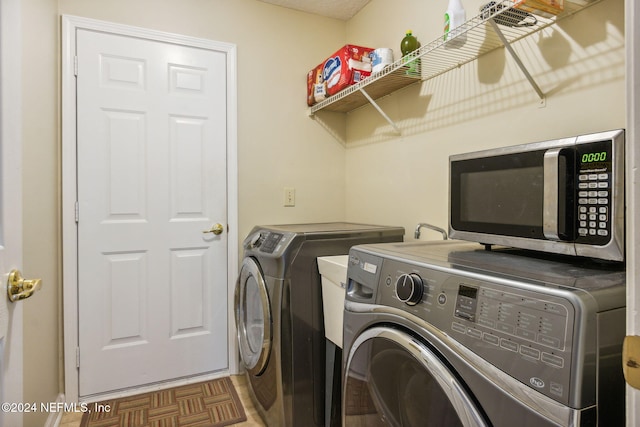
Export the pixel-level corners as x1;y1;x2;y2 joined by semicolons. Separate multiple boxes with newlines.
343;240;625;426
235;223;404;427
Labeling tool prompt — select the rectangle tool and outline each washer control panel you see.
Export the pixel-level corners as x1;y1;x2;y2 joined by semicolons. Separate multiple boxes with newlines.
346;241;625;415
454;283;570;355
375;259;578;406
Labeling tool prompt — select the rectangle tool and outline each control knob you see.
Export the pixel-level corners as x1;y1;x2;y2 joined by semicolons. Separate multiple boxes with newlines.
395;273;424;306
249;232;262;248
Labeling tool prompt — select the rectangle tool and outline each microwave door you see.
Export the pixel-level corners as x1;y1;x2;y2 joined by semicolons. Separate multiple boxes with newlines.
450;150;548;241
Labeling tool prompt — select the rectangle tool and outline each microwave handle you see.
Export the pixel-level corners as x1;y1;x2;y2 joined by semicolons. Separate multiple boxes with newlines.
544;147;574;241
543;148;563;241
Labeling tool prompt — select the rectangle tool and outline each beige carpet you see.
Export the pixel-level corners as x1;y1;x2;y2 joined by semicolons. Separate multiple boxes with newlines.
80;377;247;427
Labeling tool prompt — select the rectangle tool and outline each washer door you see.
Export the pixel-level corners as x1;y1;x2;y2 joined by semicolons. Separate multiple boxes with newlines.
343;326;487;427
235;257;272;375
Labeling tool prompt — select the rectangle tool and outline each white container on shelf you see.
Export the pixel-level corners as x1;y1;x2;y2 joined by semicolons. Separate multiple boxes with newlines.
444;0;467;49
371;48;394;73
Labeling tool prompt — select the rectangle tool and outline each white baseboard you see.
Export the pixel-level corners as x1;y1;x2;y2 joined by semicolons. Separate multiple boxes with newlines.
81;370;230;404
44;394;65;427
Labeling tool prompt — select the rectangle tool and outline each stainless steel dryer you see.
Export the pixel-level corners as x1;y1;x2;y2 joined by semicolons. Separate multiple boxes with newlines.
235;223;404;427
343;240;625;427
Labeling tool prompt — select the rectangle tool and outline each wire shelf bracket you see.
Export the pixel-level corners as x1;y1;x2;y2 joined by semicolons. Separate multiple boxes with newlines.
488;19;545;102
359;87;402;134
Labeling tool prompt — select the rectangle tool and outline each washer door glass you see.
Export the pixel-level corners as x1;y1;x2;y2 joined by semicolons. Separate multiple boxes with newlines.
235;257;271;375
343;326;487;427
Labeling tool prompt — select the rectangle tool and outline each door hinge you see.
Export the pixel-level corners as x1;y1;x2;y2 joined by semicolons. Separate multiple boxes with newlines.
74;55;78;77
76;347;80;368
75;201;79;223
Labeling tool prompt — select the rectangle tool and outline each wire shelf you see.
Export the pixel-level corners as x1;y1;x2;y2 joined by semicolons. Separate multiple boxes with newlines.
309;0;600;116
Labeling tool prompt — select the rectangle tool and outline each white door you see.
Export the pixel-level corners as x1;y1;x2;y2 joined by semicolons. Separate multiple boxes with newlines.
1;0;25;425
76;28;229;396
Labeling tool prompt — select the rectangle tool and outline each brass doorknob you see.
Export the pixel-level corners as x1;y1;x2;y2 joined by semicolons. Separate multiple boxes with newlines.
203;223;225;235
7;269;43;303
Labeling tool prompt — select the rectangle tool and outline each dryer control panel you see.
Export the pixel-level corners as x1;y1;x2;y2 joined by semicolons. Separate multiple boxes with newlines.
246;230;291;256
259;232;284;253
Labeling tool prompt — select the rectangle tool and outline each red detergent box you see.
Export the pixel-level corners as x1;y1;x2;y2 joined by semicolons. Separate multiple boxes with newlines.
307;45;374;106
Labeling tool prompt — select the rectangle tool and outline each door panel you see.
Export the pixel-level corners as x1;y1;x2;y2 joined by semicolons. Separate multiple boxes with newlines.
170;248;210;336
77;28;228;396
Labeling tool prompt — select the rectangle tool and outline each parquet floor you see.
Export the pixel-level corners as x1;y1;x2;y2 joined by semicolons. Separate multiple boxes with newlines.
60;375;266;427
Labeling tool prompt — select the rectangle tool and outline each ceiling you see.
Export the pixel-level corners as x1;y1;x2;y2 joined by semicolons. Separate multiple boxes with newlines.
257;0;371;21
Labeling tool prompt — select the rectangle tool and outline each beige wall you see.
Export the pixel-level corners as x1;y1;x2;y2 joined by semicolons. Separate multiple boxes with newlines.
20;0;625;425
342;0;625;234
22;0;60;425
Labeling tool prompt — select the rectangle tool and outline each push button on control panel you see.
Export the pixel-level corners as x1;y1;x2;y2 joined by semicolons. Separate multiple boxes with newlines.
578;172;610;239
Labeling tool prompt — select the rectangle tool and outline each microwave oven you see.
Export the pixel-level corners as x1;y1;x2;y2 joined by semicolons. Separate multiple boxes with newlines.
449;129;625;261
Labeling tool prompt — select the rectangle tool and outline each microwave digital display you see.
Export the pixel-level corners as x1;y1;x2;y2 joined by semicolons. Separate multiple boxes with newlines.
581;151;607;163
578;143;612;172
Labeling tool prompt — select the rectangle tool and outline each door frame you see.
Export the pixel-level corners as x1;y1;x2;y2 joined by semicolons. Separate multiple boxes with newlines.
0;0;23;425
61;15;239;403
626;0;640;424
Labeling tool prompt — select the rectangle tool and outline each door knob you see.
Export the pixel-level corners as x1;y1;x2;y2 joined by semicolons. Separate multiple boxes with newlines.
7;269;43;303
203;223;225;235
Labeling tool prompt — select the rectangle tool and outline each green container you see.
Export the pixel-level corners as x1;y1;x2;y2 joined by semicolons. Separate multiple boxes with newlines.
401;30;419;56
400;30;420;75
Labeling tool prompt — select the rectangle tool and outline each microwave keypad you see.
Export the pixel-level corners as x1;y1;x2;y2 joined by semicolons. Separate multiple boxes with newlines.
577;172;609;238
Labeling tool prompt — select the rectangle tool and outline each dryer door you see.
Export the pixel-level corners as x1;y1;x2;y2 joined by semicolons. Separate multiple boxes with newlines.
343;326;487;427
235;257;272;375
